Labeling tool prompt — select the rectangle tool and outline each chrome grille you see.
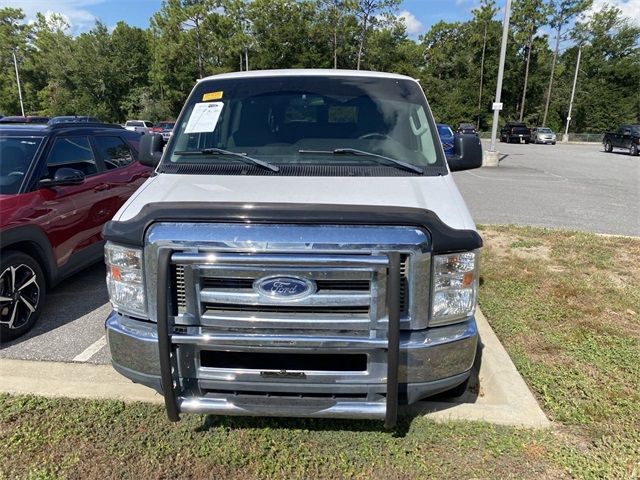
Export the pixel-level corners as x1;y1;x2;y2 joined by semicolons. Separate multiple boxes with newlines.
146;223;431;330
399;255;409;315
174;265;186;311
203;303;369;315
201;277;370;291
173;258;408;324
195;264;375;331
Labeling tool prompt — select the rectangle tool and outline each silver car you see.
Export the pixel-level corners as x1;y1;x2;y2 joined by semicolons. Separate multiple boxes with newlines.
532;127;556;145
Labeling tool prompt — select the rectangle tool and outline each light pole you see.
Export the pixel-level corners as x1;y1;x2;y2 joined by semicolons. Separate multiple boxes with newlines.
562;45;581;143
12;48;25;117
485;0;512;167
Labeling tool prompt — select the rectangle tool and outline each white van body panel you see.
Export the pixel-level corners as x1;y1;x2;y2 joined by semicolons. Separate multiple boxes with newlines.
114;174;476;231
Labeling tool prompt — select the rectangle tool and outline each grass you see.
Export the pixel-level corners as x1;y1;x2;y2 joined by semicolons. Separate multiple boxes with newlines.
1;225;639;479
0;395;561;479
478;225;640;479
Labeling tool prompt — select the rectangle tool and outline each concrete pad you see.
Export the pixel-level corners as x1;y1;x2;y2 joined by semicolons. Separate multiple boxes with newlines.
483;150;499;167
408;309;551;429
0;358;163;405
0;308;550;429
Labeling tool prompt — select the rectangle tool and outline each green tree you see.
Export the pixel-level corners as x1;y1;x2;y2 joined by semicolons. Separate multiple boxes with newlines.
0;8;31;115
364;19;421;77
542;0;592;126
352;0;401;70
223;0;252;71
150;0;235;116
24;12;75;116
568;6;640;131
247;0;329;69
318;0;356;69
511;0;551;121
471;0;499;129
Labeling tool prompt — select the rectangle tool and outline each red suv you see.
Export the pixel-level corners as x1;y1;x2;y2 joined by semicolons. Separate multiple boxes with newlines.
0;123;152;340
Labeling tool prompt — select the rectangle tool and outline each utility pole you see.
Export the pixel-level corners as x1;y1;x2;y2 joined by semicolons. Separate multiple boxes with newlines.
12;48;25;117
562;45;581;143
244;47;249;71
485;0;512;167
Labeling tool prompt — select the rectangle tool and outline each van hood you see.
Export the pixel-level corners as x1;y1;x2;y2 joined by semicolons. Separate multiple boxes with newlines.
115;173;476;231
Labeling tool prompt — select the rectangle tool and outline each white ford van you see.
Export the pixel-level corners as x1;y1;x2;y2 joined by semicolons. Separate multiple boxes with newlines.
103;69;484;427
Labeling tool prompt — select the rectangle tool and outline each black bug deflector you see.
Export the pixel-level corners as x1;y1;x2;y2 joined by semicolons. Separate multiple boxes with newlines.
103;202;482;253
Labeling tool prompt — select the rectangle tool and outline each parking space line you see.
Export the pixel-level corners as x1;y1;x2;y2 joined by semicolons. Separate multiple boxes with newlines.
72;336;107;362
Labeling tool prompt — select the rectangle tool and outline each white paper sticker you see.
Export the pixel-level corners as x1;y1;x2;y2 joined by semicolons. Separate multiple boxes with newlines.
184;102;224;133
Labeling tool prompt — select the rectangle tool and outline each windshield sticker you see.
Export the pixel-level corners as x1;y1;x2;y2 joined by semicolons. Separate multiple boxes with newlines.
202;91;223;101
184;102;224;133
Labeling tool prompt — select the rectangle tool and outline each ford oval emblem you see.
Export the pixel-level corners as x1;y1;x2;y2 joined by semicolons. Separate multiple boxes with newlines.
254;276;316;301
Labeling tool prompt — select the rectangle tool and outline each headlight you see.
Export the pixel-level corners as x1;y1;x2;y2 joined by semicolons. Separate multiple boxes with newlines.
431;251;478;326
105;242;147;317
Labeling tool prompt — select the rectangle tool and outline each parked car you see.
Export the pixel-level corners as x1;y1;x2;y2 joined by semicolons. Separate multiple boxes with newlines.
457;122;478;135
104;69;484;427
47;116;100;125
436;123;455;155
0;116;49;124
531;127;557;145
151;121;175;143
500;122;531;144
603;124;640;156
124;120;154;135
0;123;152;341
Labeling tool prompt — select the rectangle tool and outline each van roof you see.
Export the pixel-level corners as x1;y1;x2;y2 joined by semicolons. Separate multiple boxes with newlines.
199;69;417;83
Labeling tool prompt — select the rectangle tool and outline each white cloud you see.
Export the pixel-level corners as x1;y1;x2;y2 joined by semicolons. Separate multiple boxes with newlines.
582;0;640;24
0;0;104;34
398;10;425;37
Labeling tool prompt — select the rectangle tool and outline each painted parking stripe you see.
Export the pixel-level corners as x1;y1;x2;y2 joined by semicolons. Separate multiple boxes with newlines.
72;336;107;362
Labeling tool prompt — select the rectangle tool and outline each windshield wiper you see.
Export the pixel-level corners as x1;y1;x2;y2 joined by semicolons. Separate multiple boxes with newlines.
174;148;280;172
298;148;423;174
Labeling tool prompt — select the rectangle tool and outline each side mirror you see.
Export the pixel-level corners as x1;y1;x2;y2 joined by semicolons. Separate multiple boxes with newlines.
139;133;164;167
39;167;85;187
446;134;483;171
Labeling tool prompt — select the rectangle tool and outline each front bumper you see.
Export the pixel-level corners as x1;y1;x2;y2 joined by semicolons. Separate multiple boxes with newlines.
106;311;478;414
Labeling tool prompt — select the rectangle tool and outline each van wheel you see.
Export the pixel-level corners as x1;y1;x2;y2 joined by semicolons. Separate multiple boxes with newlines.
604;140;613;152
0;252;45;342
630;143;638;156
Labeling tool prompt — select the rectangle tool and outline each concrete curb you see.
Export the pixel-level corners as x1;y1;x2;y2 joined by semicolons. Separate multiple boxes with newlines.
0;358;164;405
409;309;551;429
0;308;550;429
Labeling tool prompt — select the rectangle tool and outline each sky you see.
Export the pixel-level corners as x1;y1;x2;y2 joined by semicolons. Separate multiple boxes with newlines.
1;0;639;37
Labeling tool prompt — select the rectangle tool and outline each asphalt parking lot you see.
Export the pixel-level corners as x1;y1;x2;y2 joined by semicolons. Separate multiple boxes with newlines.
1;141;638;365
455;141;640;236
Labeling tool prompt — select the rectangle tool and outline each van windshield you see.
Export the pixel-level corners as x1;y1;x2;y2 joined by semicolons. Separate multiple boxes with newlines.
165;75;446;174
